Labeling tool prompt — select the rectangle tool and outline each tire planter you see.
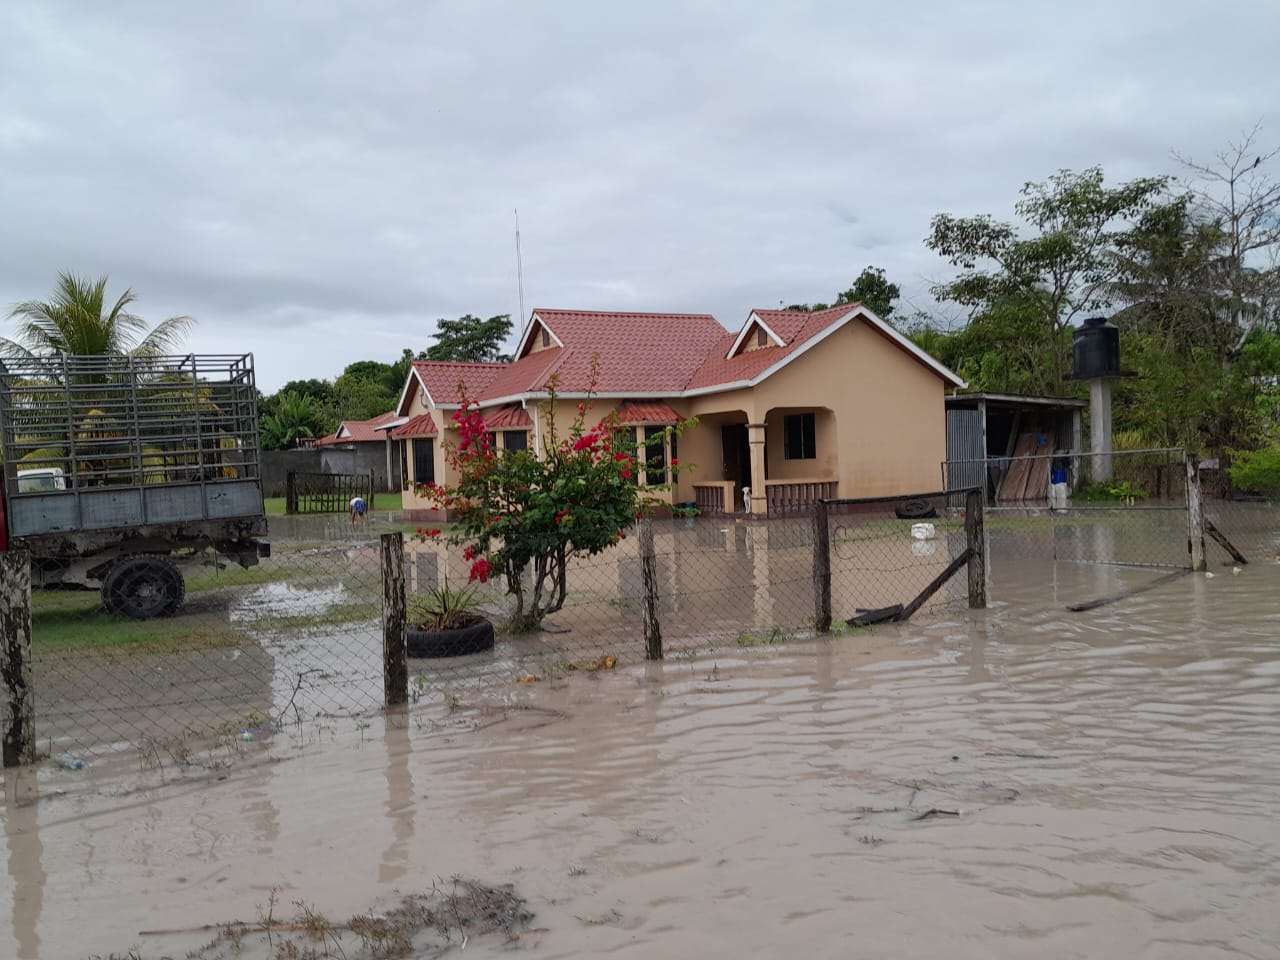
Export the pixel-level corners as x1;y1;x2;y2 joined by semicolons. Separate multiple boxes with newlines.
101;555;185;619
406;617;496;658
894;499;938;520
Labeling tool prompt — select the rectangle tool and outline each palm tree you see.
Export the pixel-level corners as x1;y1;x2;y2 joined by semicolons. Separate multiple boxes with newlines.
3;271;193;358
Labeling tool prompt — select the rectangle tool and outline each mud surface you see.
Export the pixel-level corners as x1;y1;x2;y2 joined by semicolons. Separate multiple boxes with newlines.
5;551;1280;958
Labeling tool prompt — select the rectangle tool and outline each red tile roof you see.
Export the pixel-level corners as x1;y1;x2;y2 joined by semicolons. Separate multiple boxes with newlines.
483;404;533;428
410;361;505;405
616;400;681;424
686;305;855;391
517;309;729;394
390;413;439;439
399;304;961;411
315;410;398;446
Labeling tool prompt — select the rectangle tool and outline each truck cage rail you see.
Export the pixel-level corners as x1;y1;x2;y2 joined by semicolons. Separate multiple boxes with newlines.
0;353;265;537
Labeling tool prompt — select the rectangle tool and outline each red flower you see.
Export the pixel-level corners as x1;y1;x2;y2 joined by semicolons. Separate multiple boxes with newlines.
573;435;594;452
469;557;492;584
670;458;679;466
463;544;475;561
619;465;632;479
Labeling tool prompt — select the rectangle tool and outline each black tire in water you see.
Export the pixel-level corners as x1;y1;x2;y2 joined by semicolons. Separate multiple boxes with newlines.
406;619;496;658
101;555;186;619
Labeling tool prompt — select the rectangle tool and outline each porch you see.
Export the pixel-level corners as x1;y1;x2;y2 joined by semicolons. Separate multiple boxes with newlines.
685;405;838;516
693;479;837;516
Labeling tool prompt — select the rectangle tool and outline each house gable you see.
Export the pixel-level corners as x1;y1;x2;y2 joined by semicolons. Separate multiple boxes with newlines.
686;304;964;394
726;313;785;358
516;314;565;358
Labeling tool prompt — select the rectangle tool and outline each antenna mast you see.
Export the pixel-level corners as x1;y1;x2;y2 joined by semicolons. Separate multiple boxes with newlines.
515;208;526;327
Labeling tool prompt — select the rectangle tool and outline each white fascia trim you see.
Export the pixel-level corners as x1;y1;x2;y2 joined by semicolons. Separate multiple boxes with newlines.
394;367;435;416
514;311;565;357
725;311;785;359
335;424;352;439
686;306;966;396
472;389;686;408
372;417;409;432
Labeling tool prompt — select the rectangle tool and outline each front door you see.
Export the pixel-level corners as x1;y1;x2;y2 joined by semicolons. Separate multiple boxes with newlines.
721;424;751;510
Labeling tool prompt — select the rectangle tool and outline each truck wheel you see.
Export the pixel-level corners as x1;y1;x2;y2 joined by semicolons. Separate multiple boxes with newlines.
102;556;186;619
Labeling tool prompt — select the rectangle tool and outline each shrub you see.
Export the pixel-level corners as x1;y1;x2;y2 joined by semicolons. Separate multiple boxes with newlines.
1227;444;1280;494
416;368;692;630
1075;479;1148;502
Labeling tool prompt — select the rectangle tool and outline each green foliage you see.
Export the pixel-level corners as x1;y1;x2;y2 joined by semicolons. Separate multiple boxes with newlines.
331;370;397;421
408;579;484;630
425;313;513;363
788;265;899;317
3;271;194;358
1075;479;1148;502
1227;445;1280;493
835;266;900;318
276;378;334;403
416;369;690;630
260;390;327;450
927;166;1169;392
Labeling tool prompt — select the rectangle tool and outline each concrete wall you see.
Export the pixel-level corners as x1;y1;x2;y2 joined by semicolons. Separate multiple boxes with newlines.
263;442;401;498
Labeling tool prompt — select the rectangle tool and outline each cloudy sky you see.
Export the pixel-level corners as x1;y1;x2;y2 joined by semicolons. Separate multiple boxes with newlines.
3;1;1277;392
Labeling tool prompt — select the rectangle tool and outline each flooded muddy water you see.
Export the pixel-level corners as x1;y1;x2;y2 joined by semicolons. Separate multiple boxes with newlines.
4;554;1280;958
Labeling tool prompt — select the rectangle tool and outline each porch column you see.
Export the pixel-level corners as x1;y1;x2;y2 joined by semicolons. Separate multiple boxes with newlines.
747;422;767;515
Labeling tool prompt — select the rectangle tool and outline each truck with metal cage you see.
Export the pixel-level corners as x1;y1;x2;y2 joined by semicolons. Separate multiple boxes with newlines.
0;353;270;618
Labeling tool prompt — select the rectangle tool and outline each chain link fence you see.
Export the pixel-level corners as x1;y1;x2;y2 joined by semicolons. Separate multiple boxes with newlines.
23;526;386;763
7;465;1279;768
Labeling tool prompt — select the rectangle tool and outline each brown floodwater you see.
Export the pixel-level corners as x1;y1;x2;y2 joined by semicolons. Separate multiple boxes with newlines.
3;553;1280;958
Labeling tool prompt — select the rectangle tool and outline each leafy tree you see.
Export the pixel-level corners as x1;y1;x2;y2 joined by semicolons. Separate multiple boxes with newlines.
786;265;900;317
261;391;327;450
927;167;1168;393
330;371;396;422
835;266;901;318
416;373;689;631
3;271;193;358
1174;124;1280;355
275;378;334;404
425;313;513;363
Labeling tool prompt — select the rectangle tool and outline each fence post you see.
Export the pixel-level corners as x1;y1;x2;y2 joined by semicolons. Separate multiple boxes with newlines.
2;548;35;767
812;499;831;632
965;488;987;609
285;470;297;515
381;532;408;706
1185;453;1207;572
639;517;663;660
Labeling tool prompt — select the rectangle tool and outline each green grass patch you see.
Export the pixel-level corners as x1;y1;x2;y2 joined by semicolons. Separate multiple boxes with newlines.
263;492;403;515
32;597;247;656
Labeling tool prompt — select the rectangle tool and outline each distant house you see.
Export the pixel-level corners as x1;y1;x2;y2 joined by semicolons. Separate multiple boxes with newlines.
313;410;402;492
390;305;964;519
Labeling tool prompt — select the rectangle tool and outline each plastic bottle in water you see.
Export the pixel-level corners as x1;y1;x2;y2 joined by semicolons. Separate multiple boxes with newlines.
55;755;86;771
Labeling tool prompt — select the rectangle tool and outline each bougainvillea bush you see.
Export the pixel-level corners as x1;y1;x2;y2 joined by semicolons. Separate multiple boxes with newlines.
417;375;692;631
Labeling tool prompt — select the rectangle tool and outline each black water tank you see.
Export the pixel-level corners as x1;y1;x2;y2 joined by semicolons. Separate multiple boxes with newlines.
1072;316;1121;379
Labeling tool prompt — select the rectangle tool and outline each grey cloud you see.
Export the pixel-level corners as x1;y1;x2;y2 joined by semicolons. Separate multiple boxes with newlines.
3;1;1279;391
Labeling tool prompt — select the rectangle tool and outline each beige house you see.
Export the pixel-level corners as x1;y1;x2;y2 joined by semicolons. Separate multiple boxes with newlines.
386;305;964;520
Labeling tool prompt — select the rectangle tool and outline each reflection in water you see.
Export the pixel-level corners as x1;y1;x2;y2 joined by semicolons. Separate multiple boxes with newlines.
243;758;280;855
4;768;43;960
380;711;415;884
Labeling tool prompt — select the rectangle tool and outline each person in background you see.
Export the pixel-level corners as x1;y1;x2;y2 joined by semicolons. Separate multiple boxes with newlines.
350;495;368;528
